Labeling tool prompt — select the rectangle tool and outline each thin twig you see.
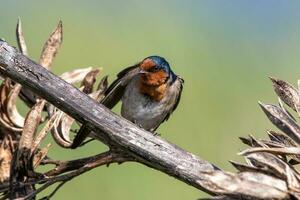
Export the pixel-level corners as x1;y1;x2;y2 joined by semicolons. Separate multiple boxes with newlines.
21;151;130;199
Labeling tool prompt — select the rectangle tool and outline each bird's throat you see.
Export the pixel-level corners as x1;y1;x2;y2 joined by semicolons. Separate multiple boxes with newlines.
139;71;168;101
139;81;167;101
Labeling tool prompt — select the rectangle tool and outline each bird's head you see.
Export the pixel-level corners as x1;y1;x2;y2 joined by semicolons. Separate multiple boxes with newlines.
139;56;173;86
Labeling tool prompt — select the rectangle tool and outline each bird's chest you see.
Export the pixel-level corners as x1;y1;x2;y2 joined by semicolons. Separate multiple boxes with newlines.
121;77;168;130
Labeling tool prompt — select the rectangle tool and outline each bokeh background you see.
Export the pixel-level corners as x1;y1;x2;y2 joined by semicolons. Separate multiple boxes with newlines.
1;0;300;199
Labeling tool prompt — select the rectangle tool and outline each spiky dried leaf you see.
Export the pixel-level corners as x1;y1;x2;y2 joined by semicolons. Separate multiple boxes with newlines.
267;130;298;147
270;77;300;114
16;18;28;56
31;112;59;153
6;84;24;128
259;102;300;144
0;79;22;133
90;75;108;101
245;153;290;180
201;170;288;199
285;165;300;192
60;67;93;84
19;100;45;150
39;20;63;69
0;137;13;182
239;135;266;147
81;68;101;94
230;160;281;179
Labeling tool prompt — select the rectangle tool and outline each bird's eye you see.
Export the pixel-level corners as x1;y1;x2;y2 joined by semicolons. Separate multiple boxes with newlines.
153;66;160;71
148;65;160;72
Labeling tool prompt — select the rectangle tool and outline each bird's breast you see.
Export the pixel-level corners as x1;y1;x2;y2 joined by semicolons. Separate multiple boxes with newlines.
121;76;171;130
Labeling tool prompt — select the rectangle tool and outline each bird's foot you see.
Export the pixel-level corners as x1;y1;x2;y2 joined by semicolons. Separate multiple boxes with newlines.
133;120;143;129
149;128;161;136
153;132;161;136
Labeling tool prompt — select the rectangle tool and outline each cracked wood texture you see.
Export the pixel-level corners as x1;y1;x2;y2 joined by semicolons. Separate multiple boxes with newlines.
1;40;289;199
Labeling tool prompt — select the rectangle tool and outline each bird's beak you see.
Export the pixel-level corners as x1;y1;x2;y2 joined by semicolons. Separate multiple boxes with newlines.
139;69;149;74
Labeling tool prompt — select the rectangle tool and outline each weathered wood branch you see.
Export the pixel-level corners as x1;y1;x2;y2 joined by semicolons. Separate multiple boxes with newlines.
0;40;291;199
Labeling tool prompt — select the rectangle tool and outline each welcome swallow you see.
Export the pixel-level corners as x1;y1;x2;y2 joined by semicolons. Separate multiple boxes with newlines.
71;55;184;148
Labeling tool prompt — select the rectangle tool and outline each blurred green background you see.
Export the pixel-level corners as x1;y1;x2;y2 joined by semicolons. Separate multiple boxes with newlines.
1;0;300;199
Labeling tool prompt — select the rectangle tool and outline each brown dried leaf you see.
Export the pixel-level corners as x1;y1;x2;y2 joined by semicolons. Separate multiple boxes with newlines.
89;75;108;101
259;102;300;144
245;152;300;182
239;135;266;148
238;171;288;192
267;131;300;164
267;130;298;147
6;84;24;128
259;139;286;148
31;112;59;153
285;165;300;192
0;137;13;182
246;153;285;176
97;75;108;91
270;77;300;114
81;68;101;94
0;79;22;133
33;143;51;168
278;97;297;121
19;100;45;150
230;160;282;179
39;20;63;69
16;18;28;56
60;67;93;84
240;147;300;156
0;79;11;108
201;170;288;199
50;111;73;148
56;112;73;142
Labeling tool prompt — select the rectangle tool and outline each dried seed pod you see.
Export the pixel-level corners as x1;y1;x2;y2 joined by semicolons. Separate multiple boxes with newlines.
16;18;28;55
270;77;300;114
259;102;300;144
81;68;101;94
6;84;24;128
60;67;93;84
39;20;63;70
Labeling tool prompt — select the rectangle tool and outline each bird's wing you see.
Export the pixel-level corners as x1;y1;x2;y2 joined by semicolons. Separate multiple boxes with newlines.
71;64;140;149
101;64;140;109
153;76;184;131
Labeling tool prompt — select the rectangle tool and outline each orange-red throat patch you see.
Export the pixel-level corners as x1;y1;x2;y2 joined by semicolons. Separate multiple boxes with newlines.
139;70;169;101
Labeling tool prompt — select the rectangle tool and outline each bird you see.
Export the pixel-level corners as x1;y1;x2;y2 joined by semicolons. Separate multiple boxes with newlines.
71;55;184;148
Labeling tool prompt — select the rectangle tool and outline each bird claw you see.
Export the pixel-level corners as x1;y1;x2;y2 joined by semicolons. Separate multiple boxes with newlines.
153;132;161;136
133;121;161;136
149;128;161;136
133;120;143;128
